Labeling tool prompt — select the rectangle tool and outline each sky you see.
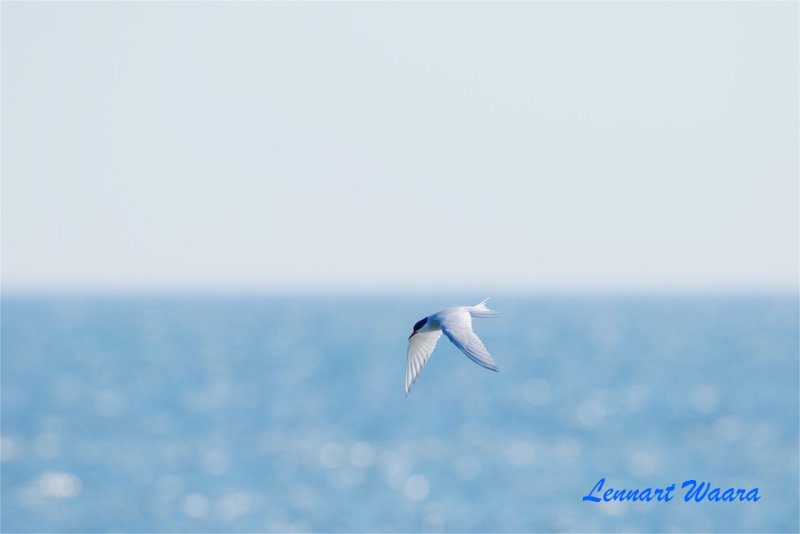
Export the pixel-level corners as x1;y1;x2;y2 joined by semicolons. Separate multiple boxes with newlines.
2;1;798;294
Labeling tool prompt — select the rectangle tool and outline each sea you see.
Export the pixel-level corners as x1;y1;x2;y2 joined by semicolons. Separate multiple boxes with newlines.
1;295;798;532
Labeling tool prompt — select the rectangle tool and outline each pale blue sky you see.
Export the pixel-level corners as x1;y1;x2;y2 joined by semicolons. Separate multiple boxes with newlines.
2;1;797;293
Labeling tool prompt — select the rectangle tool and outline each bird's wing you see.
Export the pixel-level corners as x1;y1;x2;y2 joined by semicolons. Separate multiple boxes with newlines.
405;330;442;396
440;309;499;372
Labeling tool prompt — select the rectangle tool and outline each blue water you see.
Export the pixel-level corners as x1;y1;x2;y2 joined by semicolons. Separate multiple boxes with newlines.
1;295;798;532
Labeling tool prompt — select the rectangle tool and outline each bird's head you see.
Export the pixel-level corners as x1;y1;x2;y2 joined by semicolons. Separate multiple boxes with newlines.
408;317;428;339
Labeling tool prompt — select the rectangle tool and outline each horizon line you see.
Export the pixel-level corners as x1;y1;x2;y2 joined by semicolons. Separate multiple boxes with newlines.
2;285;798;300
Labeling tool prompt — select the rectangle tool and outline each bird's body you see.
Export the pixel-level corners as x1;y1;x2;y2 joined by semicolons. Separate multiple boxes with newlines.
405;298;499;396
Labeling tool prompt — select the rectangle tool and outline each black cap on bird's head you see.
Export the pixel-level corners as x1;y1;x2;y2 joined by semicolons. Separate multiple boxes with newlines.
409;317;428;339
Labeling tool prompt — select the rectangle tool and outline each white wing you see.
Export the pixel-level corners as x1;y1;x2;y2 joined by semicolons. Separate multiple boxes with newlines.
405;330;442;396
439;308;499;372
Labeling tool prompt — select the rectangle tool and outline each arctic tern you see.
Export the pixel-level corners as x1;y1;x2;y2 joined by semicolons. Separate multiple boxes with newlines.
405;298;499;396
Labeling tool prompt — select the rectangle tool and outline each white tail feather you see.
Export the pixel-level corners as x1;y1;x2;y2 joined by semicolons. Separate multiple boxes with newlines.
469;297;499;318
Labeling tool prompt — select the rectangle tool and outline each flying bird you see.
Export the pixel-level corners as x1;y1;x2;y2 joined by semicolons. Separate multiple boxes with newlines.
405;298;499;396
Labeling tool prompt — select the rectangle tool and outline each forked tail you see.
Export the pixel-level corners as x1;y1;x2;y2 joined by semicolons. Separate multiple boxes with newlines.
469;297;499;318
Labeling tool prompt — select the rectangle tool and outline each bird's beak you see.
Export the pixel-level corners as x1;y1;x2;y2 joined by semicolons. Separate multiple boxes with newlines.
408;331;417;339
